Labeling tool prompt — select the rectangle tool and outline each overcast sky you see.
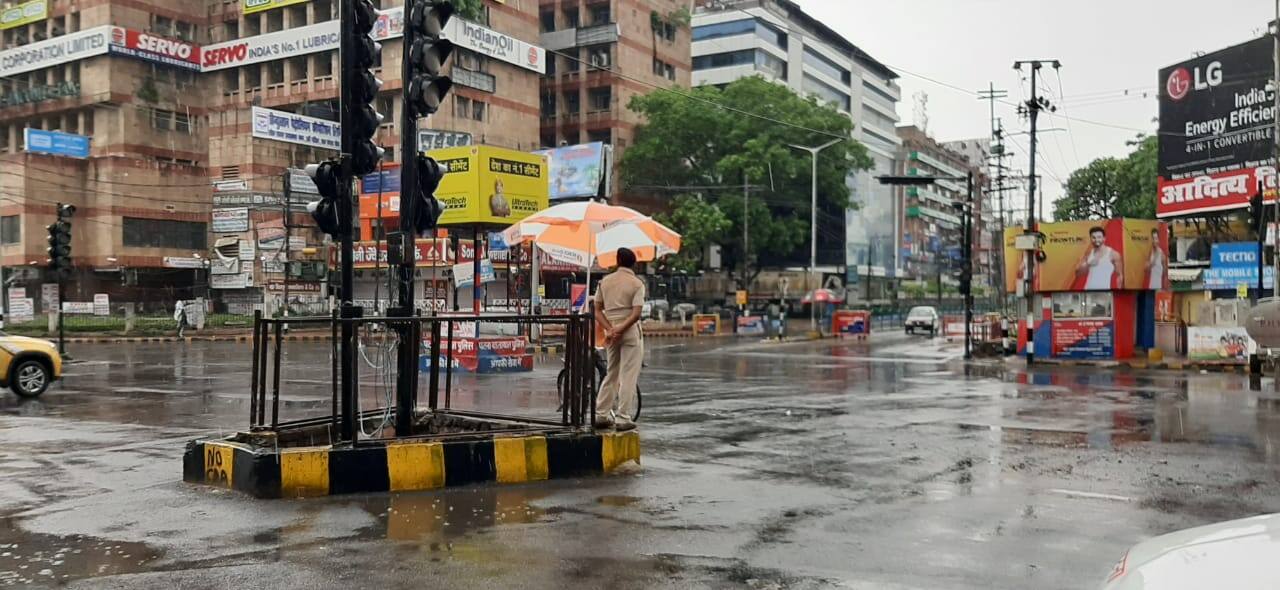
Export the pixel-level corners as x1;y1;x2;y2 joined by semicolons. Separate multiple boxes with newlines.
794;0;1274;219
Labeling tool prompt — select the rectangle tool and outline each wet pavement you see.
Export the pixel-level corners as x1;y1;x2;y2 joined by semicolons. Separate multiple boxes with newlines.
2;333;1280;588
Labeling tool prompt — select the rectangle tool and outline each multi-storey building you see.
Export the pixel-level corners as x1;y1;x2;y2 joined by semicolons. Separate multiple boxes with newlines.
895;125;987;289
690;0;900;290
537;0;692;209
0;0;545;314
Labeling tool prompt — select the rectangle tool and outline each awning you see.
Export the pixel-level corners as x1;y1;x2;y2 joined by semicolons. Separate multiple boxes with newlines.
1168;268;1203;282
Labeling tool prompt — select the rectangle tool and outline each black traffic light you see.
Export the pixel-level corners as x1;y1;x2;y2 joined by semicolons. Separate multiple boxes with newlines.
405;0;454;118
305;161;345;237
1250;192;1265;235
343;0;384;176
410;154;446;234
46;203;74;279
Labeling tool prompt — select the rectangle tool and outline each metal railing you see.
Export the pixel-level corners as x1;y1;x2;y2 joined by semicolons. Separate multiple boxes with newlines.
247;311;597;443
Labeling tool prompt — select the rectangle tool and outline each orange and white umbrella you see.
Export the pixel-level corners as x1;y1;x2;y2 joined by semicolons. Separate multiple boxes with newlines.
503;202;681;269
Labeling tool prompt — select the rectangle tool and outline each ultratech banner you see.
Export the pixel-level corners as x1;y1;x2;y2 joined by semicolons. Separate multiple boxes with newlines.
0;0;46;31
107;27;201;70
1158;36;1276;217
201;20;337;72
0;25;110;78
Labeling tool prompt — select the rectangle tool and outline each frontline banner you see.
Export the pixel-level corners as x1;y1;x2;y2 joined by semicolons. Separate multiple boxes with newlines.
1157;36;1275;217
1003;220;1169;293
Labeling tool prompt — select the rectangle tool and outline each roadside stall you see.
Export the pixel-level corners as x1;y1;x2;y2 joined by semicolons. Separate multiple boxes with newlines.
1005;219;1170;361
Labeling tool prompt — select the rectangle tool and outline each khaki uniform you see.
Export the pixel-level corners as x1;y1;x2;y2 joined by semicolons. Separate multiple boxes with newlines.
594;267;645;422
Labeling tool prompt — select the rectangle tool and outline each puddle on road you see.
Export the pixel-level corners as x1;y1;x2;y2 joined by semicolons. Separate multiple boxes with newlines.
339;486;557;543
0;517;161;587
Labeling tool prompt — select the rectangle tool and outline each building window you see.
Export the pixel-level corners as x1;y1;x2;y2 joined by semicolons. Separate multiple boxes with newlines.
591;5;610;25
0;216;19;245
588;87;611;112
662;22;676;42
267;10;284;33
472;99;486;122
315;53;334;78
454;95;471;118
586;45;611;68
653;58;676;79
693;49;754;70
245;64;262;90
268;61;284;85
174;111;192;133
802;74;851;112
245;14;261;36
562;91;580;114
314;0;334;21
287;4;307;27
540;92;556;116
563;7;579;28
151;108;171;131
755;51;786;78
376;95;394;128
803;48;850;85
692;19;754;42
456;49;486;72
152;15;172;36
587;129;611;145
175;21;195;42
123;218;207;250
540;11;555;32
862;80;897;105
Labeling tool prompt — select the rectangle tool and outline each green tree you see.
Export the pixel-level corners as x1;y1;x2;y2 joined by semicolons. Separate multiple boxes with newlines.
654;195;732;272
1053;134;1157;221
452;0;484;21
622;76;871;280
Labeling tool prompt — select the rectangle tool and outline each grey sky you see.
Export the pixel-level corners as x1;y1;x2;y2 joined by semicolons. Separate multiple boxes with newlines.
794;0;1274;219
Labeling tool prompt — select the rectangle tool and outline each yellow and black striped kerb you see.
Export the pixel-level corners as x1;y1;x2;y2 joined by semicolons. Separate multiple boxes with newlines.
183;431;641;499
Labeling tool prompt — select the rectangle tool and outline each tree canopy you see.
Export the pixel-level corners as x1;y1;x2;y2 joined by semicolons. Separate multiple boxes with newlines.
621;76;872;276
1053;135;1157;221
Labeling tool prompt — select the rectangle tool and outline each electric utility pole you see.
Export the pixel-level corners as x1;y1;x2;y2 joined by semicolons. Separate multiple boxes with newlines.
1013;59;1059;364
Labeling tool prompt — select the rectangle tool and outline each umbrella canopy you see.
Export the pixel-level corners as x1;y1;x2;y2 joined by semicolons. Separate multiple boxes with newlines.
801;289;844;304
503;201;681;269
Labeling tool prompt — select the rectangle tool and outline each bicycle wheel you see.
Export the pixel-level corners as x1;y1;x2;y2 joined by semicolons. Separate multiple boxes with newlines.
595;364;642;422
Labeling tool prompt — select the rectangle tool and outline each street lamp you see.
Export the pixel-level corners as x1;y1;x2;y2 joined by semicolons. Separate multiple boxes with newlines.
879;172;976;359
788;138;842;334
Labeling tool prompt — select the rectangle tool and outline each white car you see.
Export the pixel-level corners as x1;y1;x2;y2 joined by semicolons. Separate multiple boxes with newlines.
904;306;940;336
1102;513;1280;589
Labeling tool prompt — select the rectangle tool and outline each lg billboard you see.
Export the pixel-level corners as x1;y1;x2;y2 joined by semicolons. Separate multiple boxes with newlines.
1157;36;1275;218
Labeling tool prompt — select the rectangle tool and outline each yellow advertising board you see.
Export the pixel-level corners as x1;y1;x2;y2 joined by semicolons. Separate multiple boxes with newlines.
243;0;310;15
0;0;47;30
430;145;549;225
1003;219;1168;292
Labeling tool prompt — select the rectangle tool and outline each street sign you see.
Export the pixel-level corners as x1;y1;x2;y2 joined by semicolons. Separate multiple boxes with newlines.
1238;283;1249;300
735;290;747;307
24;128;89;158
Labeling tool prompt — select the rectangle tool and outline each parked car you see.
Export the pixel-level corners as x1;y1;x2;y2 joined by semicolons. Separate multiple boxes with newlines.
904;306;940;336
0;332;62;397
1101;512;1280;589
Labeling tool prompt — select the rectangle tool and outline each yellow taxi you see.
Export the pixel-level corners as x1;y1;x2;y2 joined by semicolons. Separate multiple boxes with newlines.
0;332;62;397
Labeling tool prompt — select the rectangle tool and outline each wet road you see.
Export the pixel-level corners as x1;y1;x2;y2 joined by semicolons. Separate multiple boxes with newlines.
3;333;1280;589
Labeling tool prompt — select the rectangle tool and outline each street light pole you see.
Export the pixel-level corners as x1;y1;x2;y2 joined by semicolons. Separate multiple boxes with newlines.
788;138;842;334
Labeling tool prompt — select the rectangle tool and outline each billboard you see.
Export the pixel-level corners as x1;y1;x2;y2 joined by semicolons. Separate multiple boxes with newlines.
1003;219;1169;292
107;27;201;70
24;128;89;158
0;0;46;31
1157;36;1275;217
243;0;311;15
251;106;340;150
415;145;548;225
533;142;606;200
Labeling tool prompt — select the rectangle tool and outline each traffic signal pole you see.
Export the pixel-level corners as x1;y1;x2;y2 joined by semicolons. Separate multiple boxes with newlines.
393;2;424;435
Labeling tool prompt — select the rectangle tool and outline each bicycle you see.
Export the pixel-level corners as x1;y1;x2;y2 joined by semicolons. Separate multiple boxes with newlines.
556;347;642;422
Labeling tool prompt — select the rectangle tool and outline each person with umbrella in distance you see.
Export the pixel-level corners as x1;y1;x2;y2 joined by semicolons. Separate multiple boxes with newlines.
593;247;644;431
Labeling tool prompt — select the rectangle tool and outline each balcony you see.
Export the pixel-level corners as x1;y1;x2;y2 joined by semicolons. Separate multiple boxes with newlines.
453;68;496;94
541;23;619;51
906;205;961;227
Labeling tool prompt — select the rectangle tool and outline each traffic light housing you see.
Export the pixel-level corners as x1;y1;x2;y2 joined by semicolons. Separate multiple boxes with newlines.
405;0;454;118
46;203;74;279
344;0;384;176
410;154;445;234
1250;192;1265;235
305;161;345;238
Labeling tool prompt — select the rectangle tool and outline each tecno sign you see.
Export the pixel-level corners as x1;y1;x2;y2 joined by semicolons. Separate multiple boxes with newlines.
1165;61;1222;101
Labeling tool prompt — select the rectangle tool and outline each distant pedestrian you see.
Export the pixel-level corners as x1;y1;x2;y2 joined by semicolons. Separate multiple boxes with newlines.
593;247;644;431
174;300;188;338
